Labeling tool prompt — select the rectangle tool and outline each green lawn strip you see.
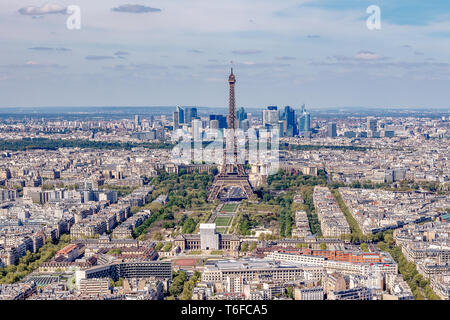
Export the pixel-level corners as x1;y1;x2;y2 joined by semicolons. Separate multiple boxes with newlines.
221;203;239;213
216;227;228;234
213;217;232;227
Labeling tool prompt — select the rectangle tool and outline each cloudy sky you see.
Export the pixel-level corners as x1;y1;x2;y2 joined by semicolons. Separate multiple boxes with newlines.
0;0;449;109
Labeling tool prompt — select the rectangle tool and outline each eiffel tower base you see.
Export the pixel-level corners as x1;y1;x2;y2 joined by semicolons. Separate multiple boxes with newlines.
208;174;254;202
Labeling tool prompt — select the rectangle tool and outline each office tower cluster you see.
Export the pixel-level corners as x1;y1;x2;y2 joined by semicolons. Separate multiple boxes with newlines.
173;106;198;129
172;104;251;134
262;104;311;137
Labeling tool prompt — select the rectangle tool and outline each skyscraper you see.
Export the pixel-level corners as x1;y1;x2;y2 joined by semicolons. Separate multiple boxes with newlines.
134;115;141;126
367;117;378;137
236;107;247;129
241;119;250;131
327;122;337;138
263;106;279;127
209;119;219;130
192;119;202;141
176;106;185;125
299;105;311;133
173;111;179;130
209;115;227;129
184;107;198;124
283;106;297;137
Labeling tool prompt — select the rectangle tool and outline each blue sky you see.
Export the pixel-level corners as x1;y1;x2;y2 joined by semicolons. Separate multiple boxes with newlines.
0;0;449;109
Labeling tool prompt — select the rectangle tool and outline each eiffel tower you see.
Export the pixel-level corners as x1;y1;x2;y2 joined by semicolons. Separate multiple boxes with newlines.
208;68;254;202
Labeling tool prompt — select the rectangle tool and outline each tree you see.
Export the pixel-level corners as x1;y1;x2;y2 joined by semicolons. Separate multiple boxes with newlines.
360;243;369;252
114;278;124;287
182;217;197;234
240;242;248;252
163;221;175;229
153;232;163;241
320;243;327;250
384;233;394;246
155;242;164;251
169;270;188;297
163;242;173;252
286;286;294;299
107;249;122;255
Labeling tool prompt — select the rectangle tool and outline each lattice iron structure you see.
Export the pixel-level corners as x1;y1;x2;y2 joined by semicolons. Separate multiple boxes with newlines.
208;68;254;202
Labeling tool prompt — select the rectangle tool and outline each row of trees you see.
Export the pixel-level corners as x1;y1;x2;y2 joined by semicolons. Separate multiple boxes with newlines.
330;189;364;242
264;170;329;238
0;137;175;151
330;189;388;244
237;213;258;236
330;179;448;194
179;271;201;300
166;270;201;300
240;241;257;253
280;143;368;152
300;186;322;236
99;185;137;197
377;232;441;300
0;234;71;284
266;169;328;190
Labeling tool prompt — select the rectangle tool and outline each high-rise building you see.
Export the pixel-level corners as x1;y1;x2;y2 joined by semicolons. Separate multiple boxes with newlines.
278;121;285;137
236;107;247;129
263;106;279;127
327;122;337;138
209;115;227;129
173;111;179;130
367;117;378;136
283;106;297;137
210;119;219;130
240;119;250;131
134;115;141;126
184;107;198;124
299;105;311;133
192;119;203;141
176;106;185;124
246;113;252;124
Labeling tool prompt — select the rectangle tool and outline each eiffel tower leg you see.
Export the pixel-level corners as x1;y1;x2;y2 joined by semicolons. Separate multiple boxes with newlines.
208;184;222;202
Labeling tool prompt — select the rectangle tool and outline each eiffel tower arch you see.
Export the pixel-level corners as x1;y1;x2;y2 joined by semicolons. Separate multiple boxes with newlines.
208;68;254;202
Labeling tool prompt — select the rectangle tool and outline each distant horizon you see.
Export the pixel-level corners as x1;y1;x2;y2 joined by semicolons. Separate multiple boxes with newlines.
1;105;449;111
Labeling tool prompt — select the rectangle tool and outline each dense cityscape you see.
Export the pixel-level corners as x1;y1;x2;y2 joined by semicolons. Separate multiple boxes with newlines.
2;3;450;319
0;68;448;302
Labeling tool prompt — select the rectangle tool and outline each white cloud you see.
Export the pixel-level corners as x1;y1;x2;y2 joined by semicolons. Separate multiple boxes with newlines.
111;5;161;14
18;4;66;16
354;51;383;60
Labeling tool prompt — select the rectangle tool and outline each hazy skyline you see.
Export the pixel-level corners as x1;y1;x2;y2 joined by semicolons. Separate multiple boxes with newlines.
1;0;450;108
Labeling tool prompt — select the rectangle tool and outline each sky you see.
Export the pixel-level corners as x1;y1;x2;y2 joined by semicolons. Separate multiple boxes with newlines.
0;0;449;109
